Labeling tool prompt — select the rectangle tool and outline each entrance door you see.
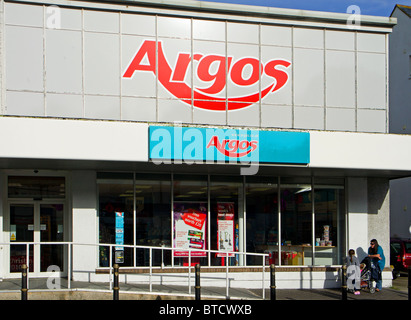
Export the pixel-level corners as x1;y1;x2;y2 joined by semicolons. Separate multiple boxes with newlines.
8;202;65;277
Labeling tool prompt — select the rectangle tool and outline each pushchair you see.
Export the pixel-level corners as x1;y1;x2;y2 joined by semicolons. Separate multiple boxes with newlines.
360;257;381;294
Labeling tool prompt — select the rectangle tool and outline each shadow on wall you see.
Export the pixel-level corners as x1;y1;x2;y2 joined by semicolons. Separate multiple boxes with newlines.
356;247;367;262
367;178;389;215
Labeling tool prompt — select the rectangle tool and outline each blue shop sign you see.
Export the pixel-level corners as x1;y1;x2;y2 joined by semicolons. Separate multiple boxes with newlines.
149;126;309;164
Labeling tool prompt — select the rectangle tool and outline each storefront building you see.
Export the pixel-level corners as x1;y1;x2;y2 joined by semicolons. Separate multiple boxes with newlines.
0;0;409;289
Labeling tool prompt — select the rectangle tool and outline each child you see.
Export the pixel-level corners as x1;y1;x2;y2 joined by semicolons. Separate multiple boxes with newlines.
345;249;361;295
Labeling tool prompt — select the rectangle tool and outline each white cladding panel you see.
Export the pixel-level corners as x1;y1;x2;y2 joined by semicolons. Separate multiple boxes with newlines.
2;2;389;133
0;117;148;162
310;131;411;171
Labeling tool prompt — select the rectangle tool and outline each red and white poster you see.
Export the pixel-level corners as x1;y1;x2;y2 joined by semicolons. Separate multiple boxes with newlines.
217;202;235;257
173;202;207;257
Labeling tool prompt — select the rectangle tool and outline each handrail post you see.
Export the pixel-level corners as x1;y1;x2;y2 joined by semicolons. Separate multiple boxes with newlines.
149;247;152;292
262;255;266;300
270;264;276;301
21;264;28;300
226;251;229;300
195;264;201;300
113;264;119;300
341;265;347;300
68;243;72;289
26;243;30;290
408;266;411;301
188;249;191;294
109;245;113;290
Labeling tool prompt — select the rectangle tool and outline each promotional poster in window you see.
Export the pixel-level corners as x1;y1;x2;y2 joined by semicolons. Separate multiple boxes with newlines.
217;202;235;257
173;202;207;257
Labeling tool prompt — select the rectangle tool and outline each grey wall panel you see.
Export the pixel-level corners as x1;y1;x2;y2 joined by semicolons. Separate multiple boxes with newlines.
325;50;356;108
357;33;386;53
326;108;356;132
193;108;226;125
261;25;292;47
294;106;324;130
227;105;259;127
121;97;156;122
83;10;119;34
158;16;191;39
294;28;324;49
357;109;386;133
357;52;386;110
84;32;120;96
157;99;192;123
325;30;355;51
193;19;225;41
46;93;83;118
45;29;82;94
227;22;259;44
55;7;82;30
2;2;390;134
5;2;43;27
261;104;292;128
121;13;156;37
294;48;324;107
6;91;44;116
5;26;44;92
84;95;120;120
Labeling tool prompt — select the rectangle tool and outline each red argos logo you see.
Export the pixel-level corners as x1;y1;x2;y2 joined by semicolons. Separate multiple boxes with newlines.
206;135;258;158
123;40;291;111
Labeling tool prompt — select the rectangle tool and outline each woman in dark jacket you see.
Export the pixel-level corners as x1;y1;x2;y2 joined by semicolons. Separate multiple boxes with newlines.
368;239;385;291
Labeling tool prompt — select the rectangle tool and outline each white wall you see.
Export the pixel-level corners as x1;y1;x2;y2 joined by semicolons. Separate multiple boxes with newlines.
71;170;98;281
367;178;390;257
347;178;369;261
0;117;148;162
0;171;4;279
310;130;411;172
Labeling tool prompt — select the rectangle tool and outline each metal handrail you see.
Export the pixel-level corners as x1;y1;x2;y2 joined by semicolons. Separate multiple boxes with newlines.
0;241;269;299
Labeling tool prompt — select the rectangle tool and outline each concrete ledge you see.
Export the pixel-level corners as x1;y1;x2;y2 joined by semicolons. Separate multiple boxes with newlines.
0;290;197;300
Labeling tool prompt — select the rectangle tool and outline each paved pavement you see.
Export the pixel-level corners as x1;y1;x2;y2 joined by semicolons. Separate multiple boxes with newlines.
0;273;408;300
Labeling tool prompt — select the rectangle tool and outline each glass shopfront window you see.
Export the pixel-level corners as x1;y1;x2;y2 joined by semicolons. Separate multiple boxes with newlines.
97;172;346;268
173;175;208;266
246;177;278;266
314;180;345;265
210;176;243;266
280;179;312;265
135;173;171;267
98;173;134;267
